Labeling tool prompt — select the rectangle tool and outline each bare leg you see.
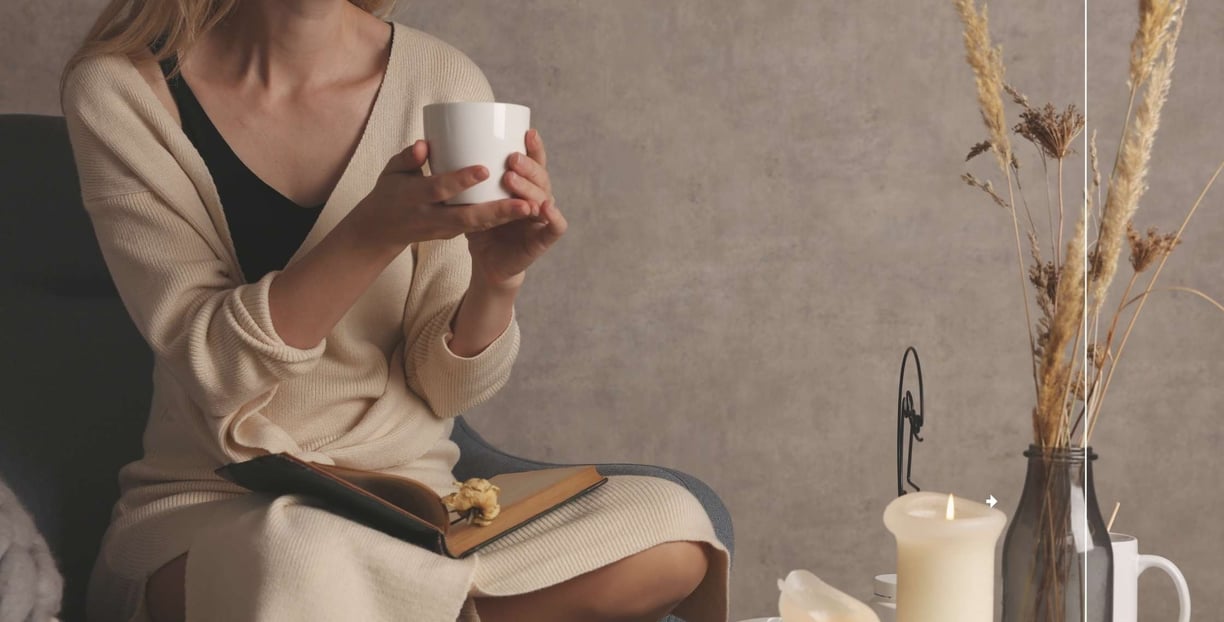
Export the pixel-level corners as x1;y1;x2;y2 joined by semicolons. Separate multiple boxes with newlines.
474;541;711;622
145;552;187;622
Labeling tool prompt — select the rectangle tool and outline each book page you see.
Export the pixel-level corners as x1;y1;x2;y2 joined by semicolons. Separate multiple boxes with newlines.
316;464;451;531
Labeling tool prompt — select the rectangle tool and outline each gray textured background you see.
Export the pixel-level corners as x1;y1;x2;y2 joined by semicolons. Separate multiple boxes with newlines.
3;0;1221;619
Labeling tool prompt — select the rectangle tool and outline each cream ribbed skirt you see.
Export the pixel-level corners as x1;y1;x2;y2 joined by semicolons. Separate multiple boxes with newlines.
88;475;728;622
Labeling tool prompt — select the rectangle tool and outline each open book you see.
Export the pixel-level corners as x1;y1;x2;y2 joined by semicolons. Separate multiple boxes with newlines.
216;453;608;558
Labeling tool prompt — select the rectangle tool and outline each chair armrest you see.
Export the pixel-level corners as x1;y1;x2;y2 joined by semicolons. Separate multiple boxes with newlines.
450;416;734;560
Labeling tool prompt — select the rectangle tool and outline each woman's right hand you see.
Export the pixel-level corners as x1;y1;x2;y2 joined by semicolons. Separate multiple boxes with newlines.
351;139;539;249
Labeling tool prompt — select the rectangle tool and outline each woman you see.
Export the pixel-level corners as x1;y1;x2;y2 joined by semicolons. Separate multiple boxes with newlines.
61;0;729;620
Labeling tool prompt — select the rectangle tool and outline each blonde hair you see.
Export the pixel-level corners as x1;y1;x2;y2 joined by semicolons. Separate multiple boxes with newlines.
63;0;395;91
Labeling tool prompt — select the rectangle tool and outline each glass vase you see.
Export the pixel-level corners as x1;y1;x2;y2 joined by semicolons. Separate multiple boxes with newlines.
1001;445;1112;622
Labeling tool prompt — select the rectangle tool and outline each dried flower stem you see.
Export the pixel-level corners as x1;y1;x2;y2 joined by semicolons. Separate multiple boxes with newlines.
1085;158;1223;444
963;173;1010;209
1091;0;1185;320
955;0;1040;402
1014;164;1042;241
1057;162;1066;268
1006;179;1040;406
1083;1;1187;446
1087;270;1142;418
1090;131;1102;225
1120;286;1224;314
1036;220;1086;447
1043;157;1057;265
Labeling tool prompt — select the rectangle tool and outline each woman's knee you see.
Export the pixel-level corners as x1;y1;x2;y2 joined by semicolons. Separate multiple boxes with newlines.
650;541;709;602
651;541;709;604
590;541;710;620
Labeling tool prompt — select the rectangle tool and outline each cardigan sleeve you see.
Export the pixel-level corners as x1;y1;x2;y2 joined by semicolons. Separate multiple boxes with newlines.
402;59;520;418
402;232;520;419
62;58;327;425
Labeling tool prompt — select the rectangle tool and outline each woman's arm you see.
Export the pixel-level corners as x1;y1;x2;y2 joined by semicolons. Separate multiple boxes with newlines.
406;63;565;413
401;236;521;420
62;60;329;437
269;197;527;354
446;268;521;357
266;211;408;350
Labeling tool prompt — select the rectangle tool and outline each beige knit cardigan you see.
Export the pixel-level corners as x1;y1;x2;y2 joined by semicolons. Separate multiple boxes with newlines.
64;21;728;622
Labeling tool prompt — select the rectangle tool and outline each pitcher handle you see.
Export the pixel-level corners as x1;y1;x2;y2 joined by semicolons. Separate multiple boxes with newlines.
1138;554;1190;622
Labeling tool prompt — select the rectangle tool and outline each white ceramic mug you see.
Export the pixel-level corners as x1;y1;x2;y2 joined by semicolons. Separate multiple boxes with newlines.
1111;532;1190;622
422;102;531;205
869;574;897;622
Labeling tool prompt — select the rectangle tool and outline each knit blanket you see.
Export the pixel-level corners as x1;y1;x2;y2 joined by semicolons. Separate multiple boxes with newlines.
0;478;62;622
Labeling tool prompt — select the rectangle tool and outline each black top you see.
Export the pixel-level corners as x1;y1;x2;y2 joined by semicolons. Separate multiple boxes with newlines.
157;56;324;284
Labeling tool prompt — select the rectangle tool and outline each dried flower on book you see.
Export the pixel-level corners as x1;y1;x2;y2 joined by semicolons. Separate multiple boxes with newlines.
442;478;502;527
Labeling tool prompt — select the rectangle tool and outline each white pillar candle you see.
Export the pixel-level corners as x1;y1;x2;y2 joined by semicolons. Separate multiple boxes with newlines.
883;492;1006;622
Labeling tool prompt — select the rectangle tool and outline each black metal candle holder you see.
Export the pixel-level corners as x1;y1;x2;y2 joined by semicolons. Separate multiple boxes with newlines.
896;346;925;497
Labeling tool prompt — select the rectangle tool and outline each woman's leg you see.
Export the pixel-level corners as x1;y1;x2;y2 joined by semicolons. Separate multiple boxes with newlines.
473;541;711;622
145;552;188;622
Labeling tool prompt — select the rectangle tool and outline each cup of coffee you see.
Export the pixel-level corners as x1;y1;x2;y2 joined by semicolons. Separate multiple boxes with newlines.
1111;532;1190;622
422;102;531;205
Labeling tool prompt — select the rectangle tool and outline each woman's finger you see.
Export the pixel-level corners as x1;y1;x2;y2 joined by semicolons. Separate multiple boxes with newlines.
445;198;533;233
534;199;567;244
383;140;428;176
428;165;490;203
524;128;547;169
507;151;551;195
503;168;550;208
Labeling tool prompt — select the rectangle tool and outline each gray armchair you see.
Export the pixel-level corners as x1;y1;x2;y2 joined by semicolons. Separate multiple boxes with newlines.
0;114;733;621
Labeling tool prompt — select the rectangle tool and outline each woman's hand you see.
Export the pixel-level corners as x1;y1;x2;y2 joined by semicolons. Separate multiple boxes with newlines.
351;140;538;251
466;129;567;289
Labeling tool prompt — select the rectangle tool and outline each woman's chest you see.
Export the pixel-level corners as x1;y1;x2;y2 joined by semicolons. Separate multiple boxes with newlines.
190;78;383;208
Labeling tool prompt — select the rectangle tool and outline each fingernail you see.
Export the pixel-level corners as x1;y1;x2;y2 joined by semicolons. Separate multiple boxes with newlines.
533;129;541;142
475;167;489;180
509;153;519;166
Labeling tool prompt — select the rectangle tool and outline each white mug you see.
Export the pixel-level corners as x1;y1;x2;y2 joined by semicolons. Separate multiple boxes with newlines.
1111;532;1190;622
869;574;897;622
422;102;531;205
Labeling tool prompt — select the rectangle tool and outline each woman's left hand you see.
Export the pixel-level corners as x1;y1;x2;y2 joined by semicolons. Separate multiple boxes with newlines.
466;128;567;289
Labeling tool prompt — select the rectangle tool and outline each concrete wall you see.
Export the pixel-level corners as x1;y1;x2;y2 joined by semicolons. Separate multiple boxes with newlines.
4;0;1220;618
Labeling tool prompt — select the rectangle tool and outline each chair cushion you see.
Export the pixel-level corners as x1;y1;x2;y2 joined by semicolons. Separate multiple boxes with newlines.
0;114;150;621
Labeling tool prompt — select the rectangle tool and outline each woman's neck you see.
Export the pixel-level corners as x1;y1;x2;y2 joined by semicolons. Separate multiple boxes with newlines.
193;0;380;94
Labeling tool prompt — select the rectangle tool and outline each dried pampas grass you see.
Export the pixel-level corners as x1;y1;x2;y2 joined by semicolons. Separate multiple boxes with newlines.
955;0;1040;398
1034;220;1085;447
953;0;1221;448
1091;0;1185;318
1129;0;1183;89
954;0;1012;174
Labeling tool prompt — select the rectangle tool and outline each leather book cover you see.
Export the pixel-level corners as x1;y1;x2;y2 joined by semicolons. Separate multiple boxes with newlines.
216;453;448;554
216;453;608;559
